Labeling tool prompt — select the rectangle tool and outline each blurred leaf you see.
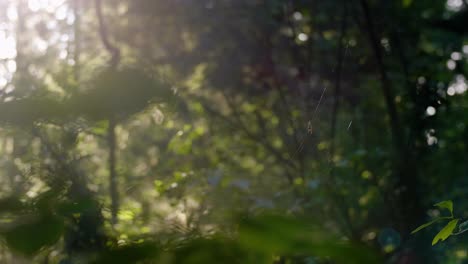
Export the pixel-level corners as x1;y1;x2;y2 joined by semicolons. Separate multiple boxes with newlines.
93;242;160;264
0;98;65;125
432;219;458;246
411;218;446;234
3;214;64;256
402;0;412;7
458;220;468;233
0;197;24;213
70;67;174;121
90;120;109;136
170;237;263;264
238;214;381;264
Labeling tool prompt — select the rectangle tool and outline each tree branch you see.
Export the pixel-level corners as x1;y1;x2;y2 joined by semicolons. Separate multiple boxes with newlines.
95;0;120;225
359;0;404;151
95;0;120;67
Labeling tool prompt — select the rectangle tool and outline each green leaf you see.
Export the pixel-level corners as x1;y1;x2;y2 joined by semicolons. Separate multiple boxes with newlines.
411;218;445;234
434;200;453;216
432;219;458;246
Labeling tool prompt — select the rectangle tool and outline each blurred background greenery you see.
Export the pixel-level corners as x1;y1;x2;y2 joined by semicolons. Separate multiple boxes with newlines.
0;0;467;263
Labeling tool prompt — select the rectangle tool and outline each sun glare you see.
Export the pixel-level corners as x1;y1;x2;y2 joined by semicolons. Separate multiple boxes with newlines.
0;0;73;92
27;0;66;12
0;32;16;60
447;0;464;11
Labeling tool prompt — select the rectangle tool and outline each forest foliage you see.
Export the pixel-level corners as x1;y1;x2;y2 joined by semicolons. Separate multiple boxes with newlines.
0;0;467;263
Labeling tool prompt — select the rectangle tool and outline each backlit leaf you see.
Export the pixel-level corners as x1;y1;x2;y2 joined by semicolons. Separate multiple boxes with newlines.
434;200;453;216
432;219;458;246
